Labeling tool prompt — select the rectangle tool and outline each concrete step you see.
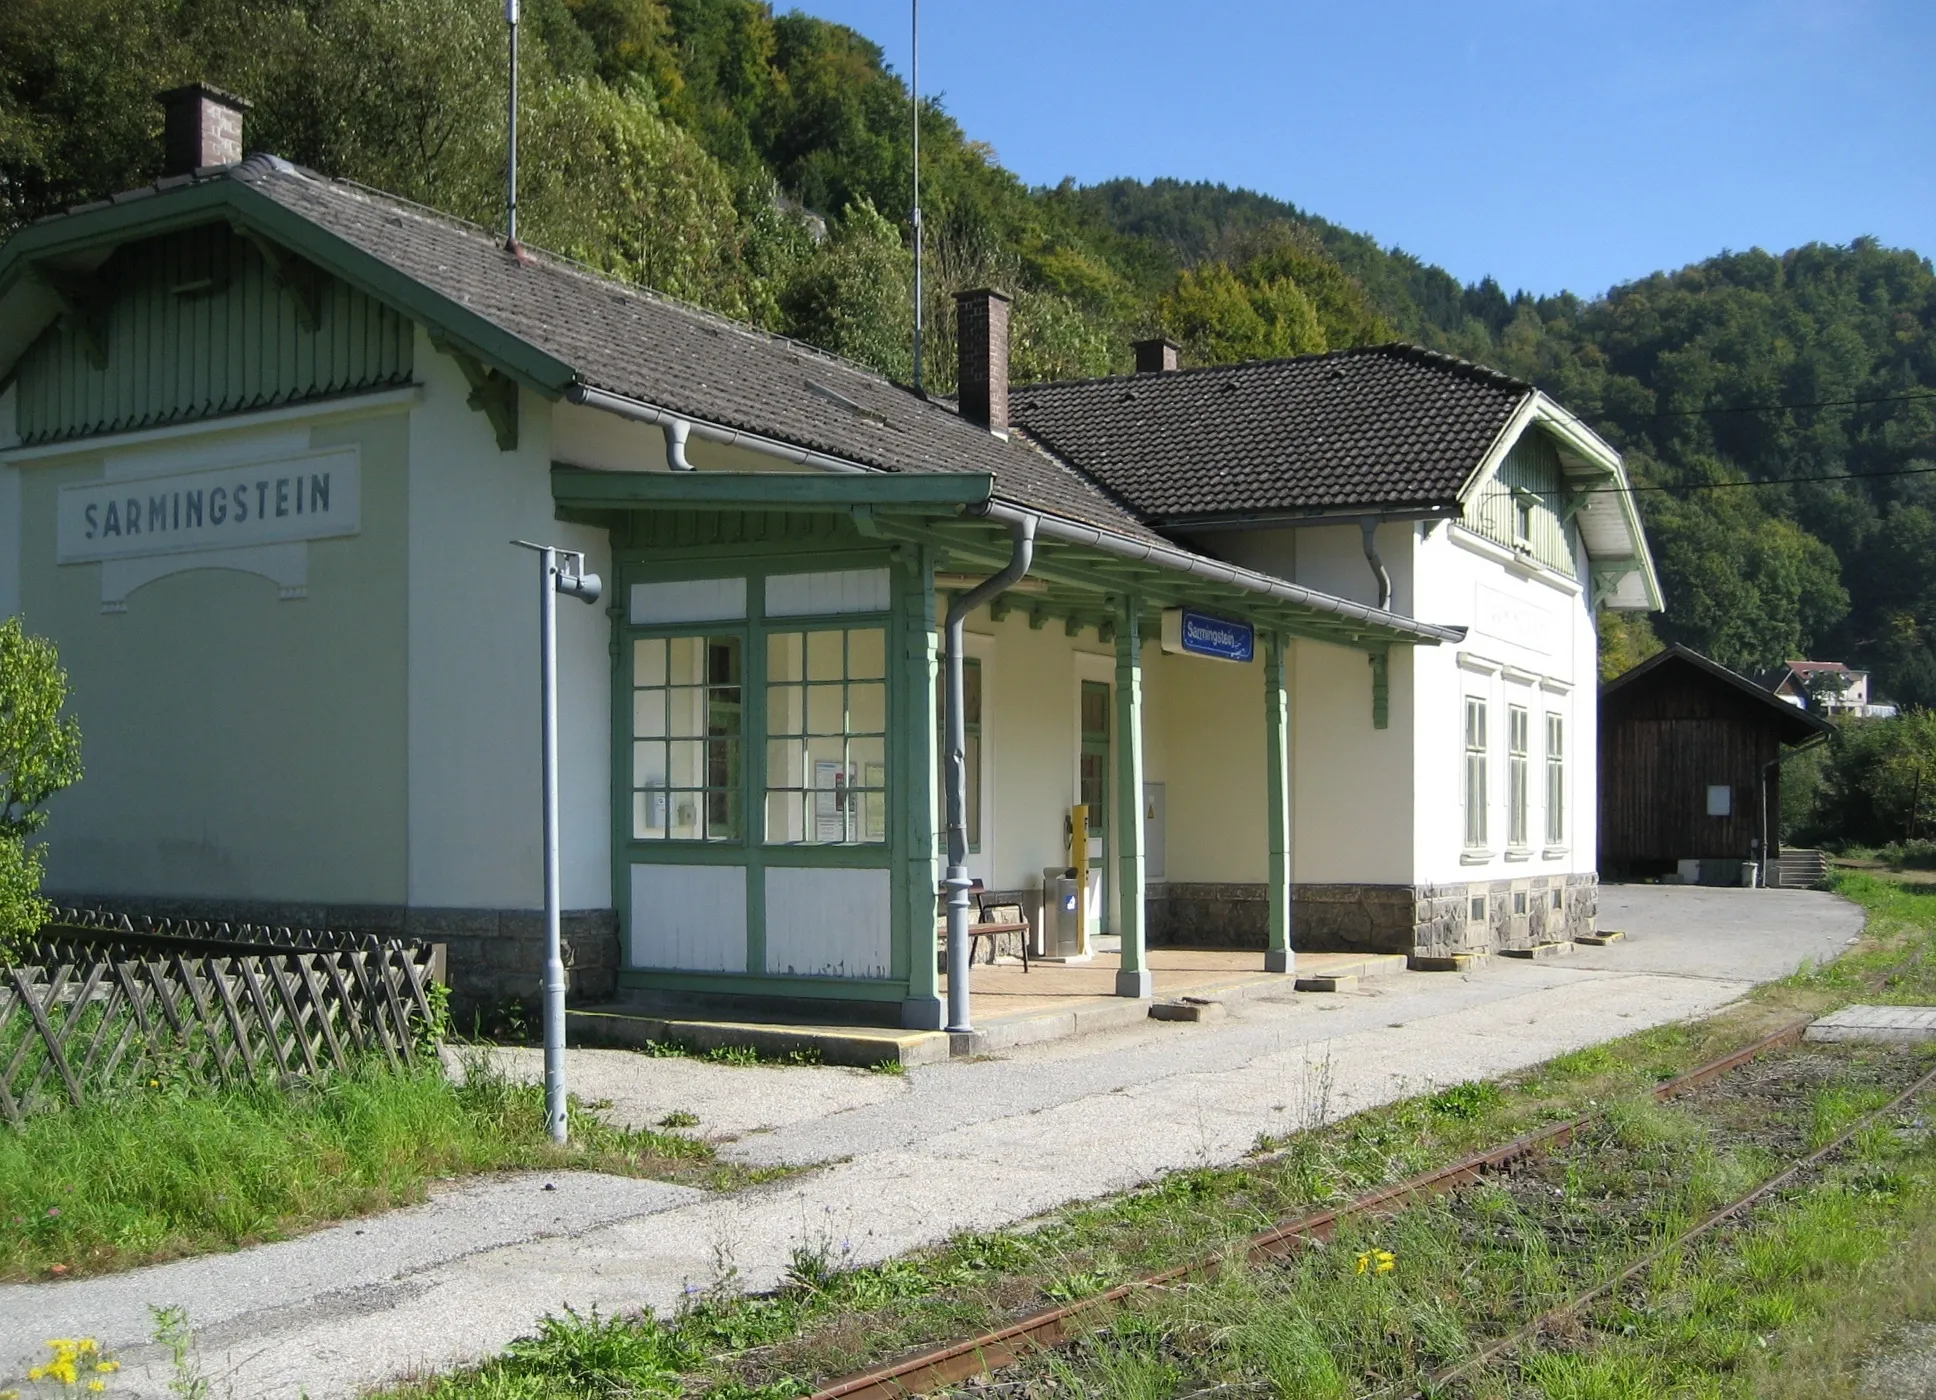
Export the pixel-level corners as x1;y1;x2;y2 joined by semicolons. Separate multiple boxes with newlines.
1409;952;1486;973
1498;941;1577;961
567;1007;950;1068
1574;930;1626;947
1293;974;1358;993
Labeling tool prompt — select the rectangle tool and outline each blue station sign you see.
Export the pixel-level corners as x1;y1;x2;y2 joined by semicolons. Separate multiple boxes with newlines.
1161;608;1255;663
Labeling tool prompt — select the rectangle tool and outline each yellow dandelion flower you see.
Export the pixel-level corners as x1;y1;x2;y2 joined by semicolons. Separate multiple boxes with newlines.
1375;1250;1396;1274
44;1339;74;1351
89;1383;107;1394
26;1369;46;1383
95;1361;121;1373
1354;1252;1369;1274
79;1339;99;1353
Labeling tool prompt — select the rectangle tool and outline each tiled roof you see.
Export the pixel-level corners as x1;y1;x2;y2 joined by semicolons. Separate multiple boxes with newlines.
1010;345;1534;523
229;160;1165;544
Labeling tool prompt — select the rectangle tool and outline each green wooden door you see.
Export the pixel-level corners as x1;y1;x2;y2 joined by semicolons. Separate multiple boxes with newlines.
1080;680;1110;932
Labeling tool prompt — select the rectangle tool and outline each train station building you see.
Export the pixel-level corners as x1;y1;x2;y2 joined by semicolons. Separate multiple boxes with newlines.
0;92;1659;1028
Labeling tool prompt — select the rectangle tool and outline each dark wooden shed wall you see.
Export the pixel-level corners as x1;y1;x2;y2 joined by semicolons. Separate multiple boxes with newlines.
1599;663;1783;873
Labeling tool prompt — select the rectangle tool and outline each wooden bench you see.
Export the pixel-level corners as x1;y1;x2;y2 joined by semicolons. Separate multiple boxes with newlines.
936;881;1033;972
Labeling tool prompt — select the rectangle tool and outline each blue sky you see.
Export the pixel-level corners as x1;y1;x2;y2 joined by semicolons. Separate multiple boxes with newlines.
798;0;1935;299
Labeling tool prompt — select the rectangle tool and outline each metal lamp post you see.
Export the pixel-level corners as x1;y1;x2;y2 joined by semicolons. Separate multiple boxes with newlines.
512;540;601;1143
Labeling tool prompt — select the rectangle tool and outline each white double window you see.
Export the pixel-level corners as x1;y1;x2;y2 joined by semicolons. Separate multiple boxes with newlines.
1507;704;1531;850
1545;713;1566;848
1463;697;1489;850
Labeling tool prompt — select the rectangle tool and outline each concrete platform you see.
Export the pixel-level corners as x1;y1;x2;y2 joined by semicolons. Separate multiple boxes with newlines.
570;948;1407;1065
1804;1004;1936;1044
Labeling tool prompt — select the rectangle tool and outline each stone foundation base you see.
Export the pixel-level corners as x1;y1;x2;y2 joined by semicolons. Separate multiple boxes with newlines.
1146;874;1598;957
43;892;621;1020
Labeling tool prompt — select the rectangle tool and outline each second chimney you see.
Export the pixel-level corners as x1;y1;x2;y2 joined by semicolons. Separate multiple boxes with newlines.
953;288;1011;435
1132;337;1180;374
158;84;250;176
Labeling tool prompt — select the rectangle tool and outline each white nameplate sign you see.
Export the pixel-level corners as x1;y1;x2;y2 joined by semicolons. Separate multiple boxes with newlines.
57;446;361;564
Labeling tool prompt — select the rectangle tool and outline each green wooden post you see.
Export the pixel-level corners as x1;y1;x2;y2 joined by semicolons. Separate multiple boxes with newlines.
1114;597;1151;998
897;545;944;1029
1265;631;1294;974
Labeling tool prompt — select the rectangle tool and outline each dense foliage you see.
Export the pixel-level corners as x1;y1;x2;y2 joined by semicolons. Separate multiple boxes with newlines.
0;618;82;950
4;0;1934;696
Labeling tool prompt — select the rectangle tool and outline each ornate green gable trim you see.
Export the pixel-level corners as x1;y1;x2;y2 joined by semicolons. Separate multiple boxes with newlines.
14;223;413;446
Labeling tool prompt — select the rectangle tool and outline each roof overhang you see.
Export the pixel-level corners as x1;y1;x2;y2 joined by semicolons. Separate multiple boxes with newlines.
0;166;576;400
1457;390;1664;613
552;464;995;513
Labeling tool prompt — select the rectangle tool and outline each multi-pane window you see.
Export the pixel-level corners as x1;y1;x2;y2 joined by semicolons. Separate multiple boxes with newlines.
1080;681;1110;837
632;636;743;841
766;627;888;845
1507;704;1530;849
1545;713;1566;847
1463;697;1489;849
936;657;983;853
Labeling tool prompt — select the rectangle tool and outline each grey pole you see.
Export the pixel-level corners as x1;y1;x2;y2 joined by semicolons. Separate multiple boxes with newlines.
910;0;923;393
513;540;601;1143
505;0;520;249
538;545;565;1142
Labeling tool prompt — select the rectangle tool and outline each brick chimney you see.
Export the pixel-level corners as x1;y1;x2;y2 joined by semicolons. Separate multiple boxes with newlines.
1132;337;1180;374
157;84;250;176
953;288;1011;434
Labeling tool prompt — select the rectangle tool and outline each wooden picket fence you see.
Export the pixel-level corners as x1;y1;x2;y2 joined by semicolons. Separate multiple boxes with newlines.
0;910;446;1125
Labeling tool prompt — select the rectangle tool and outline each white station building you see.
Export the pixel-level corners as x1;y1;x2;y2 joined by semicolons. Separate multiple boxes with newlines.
0;92;1660;1025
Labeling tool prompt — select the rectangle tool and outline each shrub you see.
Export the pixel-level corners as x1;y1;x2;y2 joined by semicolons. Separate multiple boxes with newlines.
0;617;83;954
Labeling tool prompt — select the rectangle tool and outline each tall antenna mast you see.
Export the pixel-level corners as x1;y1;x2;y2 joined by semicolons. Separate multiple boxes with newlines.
505;0;521;250
910;0;924;392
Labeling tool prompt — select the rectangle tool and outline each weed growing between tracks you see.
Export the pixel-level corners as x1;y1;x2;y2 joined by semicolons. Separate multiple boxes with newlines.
377;870;1936;1400
0;1052;741;1282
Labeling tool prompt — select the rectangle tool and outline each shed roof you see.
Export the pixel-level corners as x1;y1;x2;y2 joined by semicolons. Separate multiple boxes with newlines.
1603;644;1836;744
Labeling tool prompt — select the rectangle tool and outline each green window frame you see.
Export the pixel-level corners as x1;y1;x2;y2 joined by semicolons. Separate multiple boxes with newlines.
765;625;889;846
1080;680;1109;837
630;634;744;842
1545;712;1566;847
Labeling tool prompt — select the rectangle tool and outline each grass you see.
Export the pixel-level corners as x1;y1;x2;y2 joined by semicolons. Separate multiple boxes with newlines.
0;1052;758;1282
369;867;1936;1399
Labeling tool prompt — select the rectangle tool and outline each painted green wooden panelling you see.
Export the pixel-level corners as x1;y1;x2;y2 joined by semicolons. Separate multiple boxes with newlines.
15;225;412;445
1468;430;1577;577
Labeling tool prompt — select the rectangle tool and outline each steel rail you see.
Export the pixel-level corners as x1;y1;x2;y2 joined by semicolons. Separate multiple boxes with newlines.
1420;1054;1936;1395
803;1019;1812;1400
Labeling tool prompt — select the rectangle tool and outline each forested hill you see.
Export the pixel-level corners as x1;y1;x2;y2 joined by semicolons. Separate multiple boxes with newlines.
5;0;1935;703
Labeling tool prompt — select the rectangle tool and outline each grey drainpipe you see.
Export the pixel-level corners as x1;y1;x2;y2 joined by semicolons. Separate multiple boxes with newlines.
943;514;1036;1034
662;418;695;471
1360;519;1392;611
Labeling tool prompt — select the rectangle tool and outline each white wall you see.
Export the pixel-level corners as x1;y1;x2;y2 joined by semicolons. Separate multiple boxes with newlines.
406;331;611;911
1410;520;1592;886
10;402;413;903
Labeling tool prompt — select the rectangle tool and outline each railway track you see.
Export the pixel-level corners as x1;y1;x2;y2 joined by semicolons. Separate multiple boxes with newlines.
804;1019;1867;1400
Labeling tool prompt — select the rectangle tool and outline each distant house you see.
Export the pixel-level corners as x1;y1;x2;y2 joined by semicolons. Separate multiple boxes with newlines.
1601;646;1834;885
1753;660;1897;719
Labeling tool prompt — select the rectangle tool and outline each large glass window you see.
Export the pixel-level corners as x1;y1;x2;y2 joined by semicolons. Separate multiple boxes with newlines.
936;657;983;853
766;626;888;844
1463;697;1489;849
1546;713;1566;846
632;636;742;841
1507;703;1530;849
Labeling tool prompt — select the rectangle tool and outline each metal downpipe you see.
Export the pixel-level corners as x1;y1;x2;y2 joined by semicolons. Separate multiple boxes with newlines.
944;514;1036;1033
1360;518;1392;611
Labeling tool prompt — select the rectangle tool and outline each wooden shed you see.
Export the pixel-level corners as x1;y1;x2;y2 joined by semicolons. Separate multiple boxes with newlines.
1599;645;1834;884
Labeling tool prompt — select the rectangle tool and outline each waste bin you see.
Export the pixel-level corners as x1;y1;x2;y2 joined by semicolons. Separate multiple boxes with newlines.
1041;867;1083;957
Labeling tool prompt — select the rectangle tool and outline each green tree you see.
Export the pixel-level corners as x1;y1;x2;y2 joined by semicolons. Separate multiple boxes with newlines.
778;198;912;381
1156;261;1326;366
0;618;82;952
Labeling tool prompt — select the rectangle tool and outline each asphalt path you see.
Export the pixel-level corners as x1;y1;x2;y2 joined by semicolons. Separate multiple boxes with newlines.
0;885;1861;1397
